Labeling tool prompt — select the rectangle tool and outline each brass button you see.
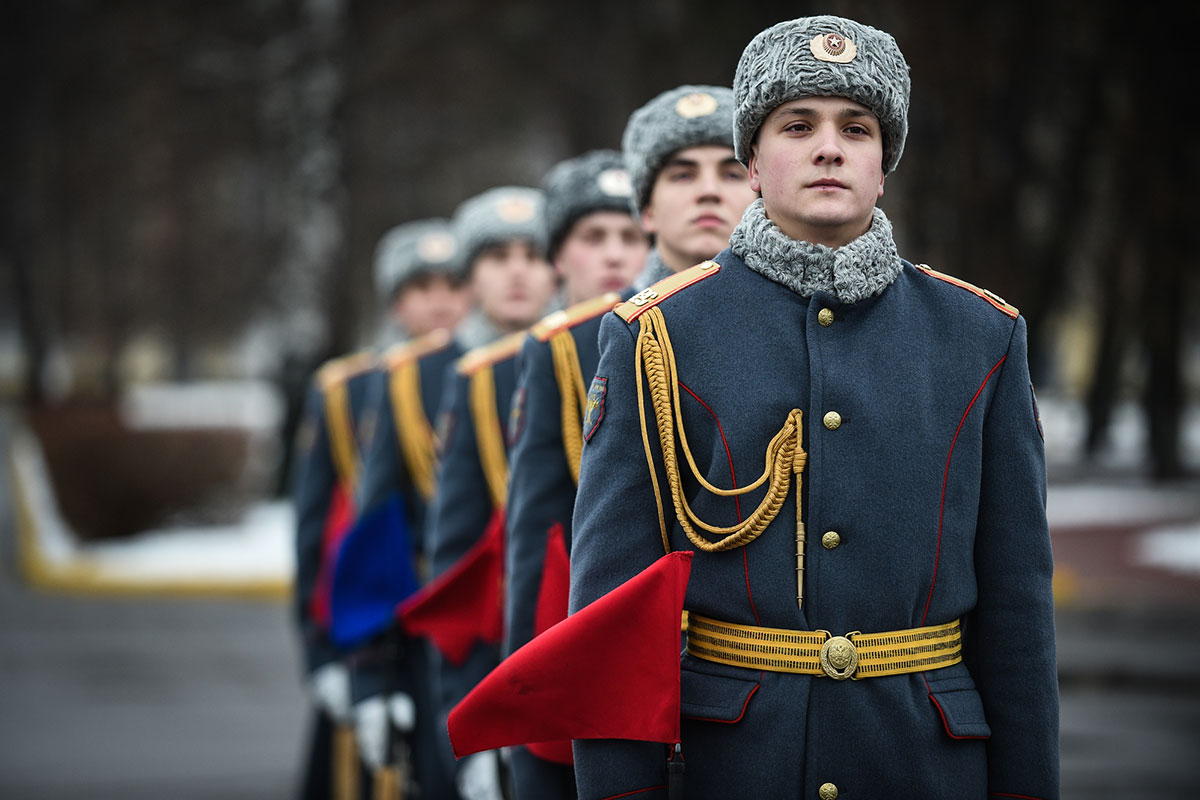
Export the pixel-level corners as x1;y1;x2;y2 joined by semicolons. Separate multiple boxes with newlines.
823;411;842;430
818;307;834;326
819;783;839;800
822;531;841;549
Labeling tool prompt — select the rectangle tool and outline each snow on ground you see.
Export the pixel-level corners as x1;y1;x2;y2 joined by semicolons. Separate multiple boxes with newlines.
1047;483;1200;529
1137;521;1200;577
119;380;284;431
82;501;294;581
8;401;294;591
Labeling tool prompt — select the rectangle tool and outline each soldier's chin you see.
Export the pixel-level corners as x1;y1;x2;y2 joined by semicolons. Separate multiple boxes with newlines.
684;230;732;261
495;303;538;330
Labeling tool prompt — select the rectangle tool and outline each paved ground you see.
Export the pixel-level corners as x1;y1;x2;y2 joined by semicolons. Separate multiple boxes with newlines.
0;408;310;800
2;407;1200;798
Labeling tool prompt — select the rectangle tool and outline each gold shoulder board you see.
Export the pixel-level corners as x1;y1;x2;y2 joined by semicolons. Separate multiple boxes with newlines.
456;331;528;376
317;349;378;391
615;261;720;322
383;328;453;370
915;264;1019;318
530;292;623;342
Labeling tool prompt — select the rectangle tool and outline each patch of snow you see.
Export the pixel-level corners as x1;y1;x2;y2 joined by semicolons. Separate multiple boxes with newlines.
85;501;294;581
1048;483;1200;529
1136;522;1200;577
119;380;284;431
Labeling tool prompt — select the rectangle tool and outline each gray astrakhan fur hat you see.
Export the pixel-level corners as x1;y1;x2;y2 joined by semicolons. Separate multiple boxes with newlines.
733;15;911;173
373;218;461;300
541;149;635;258
451;186;547;272
621;84;736;214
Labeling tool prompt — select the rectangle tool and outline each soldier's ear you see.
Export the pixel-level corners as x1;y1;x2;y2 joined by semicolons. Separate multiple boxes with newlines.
748;147;762;194
640;205;658;236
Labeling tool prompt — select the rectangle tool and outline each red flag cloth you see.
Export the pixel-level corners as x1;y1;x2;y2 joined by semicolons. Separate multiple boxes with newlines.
533;522;571;637
447;550;693;759
527;522;574;765
398;508;506;666
310;483;354;630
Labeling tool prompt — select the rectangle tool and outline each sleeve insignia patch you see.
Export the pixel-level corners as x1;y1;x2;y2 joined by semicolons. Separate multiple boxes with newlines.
507;386;527;447
583;376;608;443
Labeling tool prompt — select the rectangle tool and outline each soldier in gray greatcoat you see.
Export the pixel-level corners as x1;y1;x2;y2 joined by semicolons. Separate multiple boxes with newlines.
345;218;470;799
423;186;557;800
503;91;755;799
568;15;1058;800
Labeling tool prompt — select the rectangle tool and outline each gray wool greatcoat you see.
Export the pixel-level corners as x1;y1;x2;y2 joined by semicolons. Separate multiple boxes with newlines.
568;248;1058;800
504;294;635;800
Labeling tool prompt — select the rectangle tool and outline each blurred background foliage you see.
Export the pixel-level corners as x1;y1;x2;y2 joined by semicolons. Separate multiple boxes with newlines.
2;0;1197;495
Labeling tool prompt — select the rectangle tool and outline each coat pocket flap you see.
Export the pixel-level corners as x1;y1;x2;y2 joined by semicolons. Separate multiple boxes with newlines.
680;666;759;723
929;687;991;739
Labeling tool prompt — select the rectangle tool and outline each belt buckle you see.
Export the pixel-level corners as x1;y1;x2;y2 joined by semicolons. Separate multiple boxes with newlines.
818;630;861;680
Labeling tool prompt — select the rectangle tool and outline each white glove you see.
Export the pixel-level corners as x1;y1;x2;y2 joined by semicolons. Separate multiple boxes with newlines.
354;695;389;771
388;692;416;734
456;750;505;800
354;692;417;770
309;662;352;723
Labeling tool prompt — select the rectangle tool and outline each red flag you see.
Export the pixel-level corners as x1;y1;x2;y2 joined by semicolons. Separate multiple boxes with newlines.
533;522;570;637
527;522;573;764
310;483;354;630
398;508;505;665
447;550;693;759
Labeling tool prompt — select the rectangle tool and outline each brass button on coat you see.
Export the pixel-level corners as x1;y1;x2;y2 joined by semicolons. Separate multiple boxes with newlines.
822;531;841;549
823;411;842;430
819;783;839;800
818;308;835;326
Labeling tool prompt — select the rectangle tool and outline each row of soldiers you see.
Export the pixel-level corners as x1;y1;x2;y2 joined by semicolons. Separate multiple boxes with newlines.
291;13;1059;800
292;77;757;800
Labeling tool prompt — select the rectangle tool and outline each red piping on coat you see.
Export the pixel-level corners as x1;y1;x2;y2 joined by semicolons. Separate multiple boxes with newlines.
677;381;742;521
922;355;1006;625
922;673;989;741
682;682;761;724
678;380;760;624
600;786;668;799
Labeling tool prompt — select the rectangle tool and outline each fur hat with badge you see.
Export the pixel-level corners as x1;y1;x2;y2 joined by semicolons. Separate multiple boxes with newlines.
373;218;461;301
452;186;547;272
621;84;736;215
733;15;911;173
540;149;635;259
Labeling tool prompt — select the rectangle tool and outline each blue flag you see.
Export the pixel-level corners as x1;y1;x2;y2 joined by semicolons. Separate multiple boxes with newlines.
329;492;421;648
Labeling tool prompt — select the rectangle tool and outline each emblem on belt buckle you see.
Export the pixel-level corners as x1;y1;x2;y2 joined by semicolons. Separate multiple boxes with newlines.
819;634;859;680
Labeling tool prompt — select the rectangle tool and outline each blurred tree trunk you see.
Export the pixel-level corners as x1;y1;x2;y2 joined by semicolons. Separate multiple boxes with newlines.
2;3;45;404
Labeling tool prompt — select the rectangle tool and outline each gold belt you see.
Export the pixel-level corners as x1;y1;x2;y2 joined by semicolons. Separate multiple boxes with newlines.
686;614;962;681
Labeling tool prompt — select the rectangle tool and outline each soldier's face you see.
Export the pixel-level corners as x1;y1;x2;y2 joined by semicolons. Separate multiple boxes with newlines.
641;146;757;271
748;97;885;248
469;239;557;331
555;210;649;305
391;274;470;337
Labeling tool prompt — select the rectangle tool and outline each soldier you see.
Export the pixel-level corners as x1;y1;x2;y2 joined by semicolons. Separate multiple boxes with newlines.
294;218;466;800
411;186;557;800
503;94;755;799
331;218;470;799
567;14;1058;800
293;347;378;800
